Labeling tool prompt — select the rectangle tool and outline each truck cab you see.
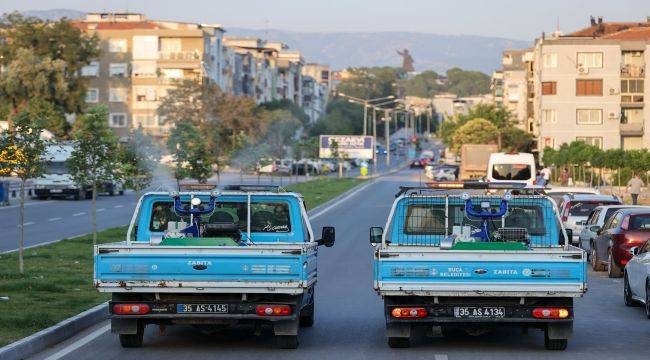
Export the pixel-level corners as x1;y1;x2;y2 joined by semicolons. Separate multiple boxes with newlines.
94;186;335;349
487;152;536;186
369;182;587;350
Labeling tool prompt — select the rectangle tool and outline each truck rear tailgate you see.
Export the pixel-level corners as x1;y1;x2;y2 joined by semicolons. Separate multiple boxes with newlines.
94;243;317;294
375;246;587;297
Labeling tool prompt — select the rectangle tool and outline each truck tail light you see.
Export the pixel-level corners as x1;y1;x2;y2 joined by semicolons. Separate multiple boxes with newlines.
532;307;569;319
256;304;292;316
391;307;427;319
113;303;150;315
561;205;570;222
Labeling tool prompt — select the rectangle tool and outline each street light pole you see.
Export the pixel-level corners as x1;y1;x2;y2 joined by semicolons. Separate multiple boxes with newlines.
337;93;395;136
385;109;391;168
363;104;368;136
372;106;377;175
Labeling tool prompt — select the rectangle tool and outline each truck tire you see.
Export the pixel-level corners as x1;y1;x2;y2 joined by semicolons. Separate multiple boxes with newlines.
119;324;144;348
74;189;83;201
387;337;410;348
624;274;637;307
608;249;622;278
299;302;314;327
275;335;299;349
645;282;650;319
108;185;115;196
119;190;125;195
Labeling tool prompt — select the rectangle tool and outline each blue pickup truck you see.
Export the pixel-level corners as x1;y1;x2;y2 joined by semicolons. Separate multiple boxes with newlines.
94;186;335;349
370;183;587;350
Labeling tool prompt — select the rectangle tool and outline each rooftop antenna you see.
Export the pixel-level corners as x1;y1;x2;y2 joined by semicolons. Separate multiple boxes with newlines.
264;19;269;42
556;16;560;32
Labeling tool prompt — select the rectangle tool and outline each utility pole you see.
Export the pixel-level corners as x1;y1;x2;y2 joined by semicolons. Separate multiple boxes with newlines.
385;109;391;168
372;106;377;175
362;105;368;136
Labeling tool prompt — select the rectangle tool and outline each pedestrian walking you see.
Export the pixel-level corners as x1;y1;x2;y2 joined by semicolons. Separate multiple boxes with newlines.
535;171;546;187
626;173;645;205
540;166;552;186
559;168;569;187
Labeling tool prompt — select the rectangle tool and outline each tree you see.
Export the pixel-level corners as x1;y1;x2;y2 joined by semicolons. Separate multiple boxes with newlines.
68;105;119;245
0;13;100;115
444;68;491;97
501;127;534;152
0;109;48;273
450;118;498;152
166;122;211;186
0;48;69;127
117;129;162;192
21;98;70;138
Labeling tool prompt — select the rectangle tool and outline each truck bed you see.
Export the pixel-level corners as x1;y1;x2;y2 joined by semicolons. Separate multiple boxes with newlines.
374;245;587;297
94;242;317;295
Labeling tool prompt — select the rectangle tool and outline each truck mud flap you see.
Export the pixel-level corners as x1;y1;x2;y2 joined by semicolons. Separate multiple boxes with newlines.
273;317;300;336
112;318;139;334
546;322;572;339
386;322;411;338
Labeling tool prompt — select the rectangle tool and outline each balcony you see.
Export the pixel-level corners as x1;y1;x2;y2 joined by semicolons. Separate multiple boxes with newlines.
621;64;645;78
620;122;644;136
158;51;202;69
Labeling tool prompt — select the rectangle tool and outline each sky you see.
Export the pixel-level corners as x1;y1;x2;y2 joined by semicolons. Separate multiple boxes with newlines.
1;0;650;40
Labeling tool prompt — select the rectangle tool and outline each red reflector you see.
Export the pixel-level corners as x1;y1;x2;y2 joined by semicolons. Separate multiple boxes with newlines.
620;259;628;265
391;307;427;319
113;303;150;315
255;304;292;316
532;307;569;319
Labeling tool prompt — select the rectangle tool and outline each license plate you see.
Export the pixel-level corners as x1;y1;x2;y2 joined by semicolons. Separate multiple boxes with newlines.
50;189;63;193
454;306;505;318
177;304;228;314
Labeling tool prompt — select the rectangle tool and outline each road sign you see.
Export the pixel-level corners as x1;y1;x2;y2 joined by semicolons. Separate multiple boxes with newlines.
319;135;374;159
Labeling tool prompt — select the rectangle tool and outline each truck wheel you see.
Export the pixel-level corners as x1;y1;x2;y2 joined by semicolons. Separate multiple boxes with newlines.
624;274;637;307
387;337;410;348
275;335;299;349
608;249;622;278
119;324;144;348
544;329;567;351
119;190;125;195
299;302;314;327
108;186;115;196
645;282;650;319
74;189;83;201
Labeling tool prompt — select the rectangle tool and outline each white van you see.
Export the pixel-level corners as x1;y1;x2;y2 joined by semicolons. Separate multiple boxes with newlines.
487;152;536;185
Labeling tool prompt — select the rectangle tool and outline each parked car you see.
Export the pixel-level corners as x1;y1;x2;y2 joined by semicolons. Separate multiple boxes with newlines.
545;187;600;207
592;208;650;278
579;205;645;254
558;193;622;246
623;239;650;318
420;150;435;160
375;145;387;155
487;152;536;186
292;159;320;175
274;159;293;176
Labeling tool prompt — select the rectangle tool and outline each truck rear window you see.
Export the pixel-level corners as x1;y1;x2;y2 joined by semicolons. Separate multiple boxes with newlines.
491;164;531;181
403;204;546;236
149;201;291;233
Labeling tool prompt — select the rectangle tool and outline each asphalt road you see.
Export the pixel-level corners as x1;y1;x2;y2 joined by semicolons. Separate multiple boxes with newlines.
29;168;650;360
1;154;403;253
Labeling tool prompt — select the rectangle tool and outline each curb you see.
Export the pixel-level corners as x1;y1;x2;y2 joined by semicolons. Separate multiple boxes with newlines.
0;302;109;360
0;164;406;359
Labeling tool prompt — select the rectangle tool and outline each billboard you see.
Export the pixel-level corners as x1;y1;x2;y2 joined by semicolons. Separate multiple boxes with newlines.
319;135;374;159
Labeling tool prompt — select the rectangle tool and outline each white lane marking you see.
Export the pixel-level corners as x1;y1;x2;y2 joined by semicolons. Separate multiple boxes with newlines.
434;355;448;360
48;217;62;222
309;179;376;220
18;222;35;227
114;204;124;208
43;324;110;360
72;212;86;217
0;200;55;210
96;208;105;212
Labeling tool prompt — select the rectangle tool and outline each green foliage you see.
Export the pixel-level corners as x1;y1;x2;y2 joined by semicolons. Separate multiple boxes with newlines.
336;67;404;99
0;109;49;180
166;122;211;184
451;118;498;152
20;98;69;139
117;129;162;191
0;12;100;114
258;99;310;126
444;68;491;97
403;70;440;97
308;99;364;137
500;127;534;153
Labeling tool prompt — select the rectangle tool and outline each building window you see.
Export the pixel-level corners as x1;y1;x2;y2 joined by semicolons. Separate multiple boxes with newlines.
109;113;127;128
81;61;99;76
576;109;602;125
621;79;644;93
109;88;127;102
108;39;127;53
160;38;182;53
622;136;643;150
133;36;159;60
542;109;557;124
85;88;99;103
577;52;603;68
135;87;157;102
160;68;184;79
576;136;603;148
542;81;557;95
542;53;557;68
109;63;128;77
132;61;157;78
134;114;157;128
576;79;603;96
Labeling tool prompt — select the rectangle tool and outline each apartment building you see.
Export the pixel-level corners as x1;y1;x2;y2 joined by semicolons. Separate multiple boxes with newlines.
223;37;280;104
302;63;332;122
534;17;650;151
73;12;225;140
